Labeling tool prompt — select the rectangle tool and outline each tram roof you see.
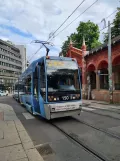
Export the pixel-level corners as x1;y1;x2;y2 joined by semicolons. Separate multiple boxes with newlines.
19;56;73;79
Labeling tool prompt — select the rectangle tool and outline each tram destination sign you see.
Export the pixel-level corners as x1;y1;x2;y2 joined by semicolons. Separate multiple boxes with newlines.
46;59;78;69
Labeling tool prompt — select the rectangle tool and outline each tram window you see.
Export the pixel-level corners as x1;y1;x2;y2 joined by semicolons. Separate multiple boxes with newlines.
33;67;38;96
40;63;46;90
25;75;31;94
40;63;46;101
33;79;38;95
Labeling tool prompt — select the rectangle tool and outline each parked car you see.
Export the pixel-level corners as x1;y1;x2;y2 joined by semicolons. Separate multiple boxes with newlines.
0;90;8;96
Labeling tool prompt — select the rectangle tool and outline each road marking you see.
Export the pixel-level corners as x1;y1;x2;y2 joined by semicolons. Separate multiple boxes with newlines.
82;107;96;111
91;106;110;110
22;112;35;119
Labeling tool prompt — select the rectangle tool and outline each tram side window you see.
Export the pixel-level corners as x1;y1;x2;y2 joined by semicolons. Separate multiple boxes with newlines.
40;63;46;101
33;67;38;96
40;63;46;91
33;79;38;95
25;75;31;94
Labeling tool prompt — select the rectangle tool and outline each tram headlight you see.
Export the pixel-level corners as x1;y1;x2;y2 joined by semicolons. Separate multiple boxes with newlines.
76;94;80;99
48;96;52;101
70;94;80;100
48;96;59;102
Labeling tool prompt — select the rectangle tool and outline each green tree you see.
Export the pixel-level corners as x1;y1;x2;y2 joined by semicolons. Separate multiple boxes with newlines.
61;37;70;56
61;20;101;56
104;8;120;42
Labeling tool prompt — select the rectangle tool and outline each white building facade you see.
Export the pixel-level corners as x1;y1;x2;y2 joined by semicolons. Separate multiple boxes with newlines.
15;45;27;73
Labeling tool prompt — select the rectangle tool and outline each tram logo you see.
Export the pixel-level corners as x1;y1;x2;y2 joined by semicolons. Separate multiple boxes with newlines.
62;96;69;100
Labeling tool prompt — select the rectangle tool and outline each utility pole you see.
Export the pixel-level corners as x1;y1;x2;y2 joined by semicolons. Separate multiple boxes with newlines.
108;21;113;103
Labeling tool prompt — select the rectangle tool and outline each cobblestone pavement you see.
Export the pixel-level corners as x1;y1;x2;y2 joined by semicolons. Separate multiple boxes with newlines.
0;103;44;161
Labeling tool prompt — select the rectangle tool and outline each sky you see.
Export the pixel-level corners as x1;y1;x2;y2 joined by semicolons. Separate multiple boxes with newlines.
0;0;119;63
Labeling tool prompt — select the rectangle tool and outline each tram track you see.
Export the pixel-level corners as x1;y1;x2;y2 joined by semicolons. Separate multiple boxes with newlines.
82;108;120;121
3;97;120;161
50;121;110;161
74;117;120;140
8;96;120;161
50;114;120;161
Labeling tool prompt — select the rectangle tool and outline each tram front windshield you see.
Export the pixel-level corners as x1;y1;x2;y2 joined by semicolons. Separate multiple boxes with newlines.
46;59;80;93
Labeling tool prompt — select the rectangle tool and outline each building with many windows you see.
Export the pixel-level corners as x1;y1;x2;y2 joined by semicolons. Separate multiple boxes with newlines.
15;45;27;72
0;39;23;92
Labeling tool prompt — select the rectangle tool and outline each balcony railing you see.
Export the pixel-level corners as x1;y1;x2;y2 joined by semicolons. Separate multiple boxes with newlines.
0;44;20;56
0;58;22;67
0;65;21;72
0;72;19;78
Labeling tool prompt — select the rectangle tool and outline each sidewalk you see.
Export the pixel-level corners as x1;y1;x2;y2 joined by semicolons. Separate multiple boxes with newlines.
0;103;44;161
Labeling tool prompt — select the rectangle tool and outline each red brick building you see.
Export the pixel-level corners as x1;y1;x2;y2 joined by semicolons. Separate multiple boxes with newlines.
66;36;120;103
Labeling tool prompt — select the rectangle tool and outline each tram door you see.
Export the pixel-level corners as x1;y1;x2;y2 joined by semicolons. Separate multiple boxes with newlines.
33;66;41;114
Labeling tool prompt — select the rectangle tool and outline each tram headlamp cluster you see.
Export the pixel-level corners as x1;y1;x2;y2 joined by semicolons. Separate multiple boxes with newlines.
48;94;80;102
76;94;80;99
48;96;59;102
72;96;75;99
70;94;80;100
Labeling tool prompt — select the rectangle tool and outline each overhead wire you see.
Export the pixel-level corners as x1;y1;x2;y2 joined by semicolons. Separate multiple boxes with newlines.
105;9;117;19
27;2;118;62
27;0;87;62
29;0;116;60
28;45;43;62
97;9;117;26
48;0;99;55
51;0;86;37
53;0;98;38
56;9;119;49
53;8;118;46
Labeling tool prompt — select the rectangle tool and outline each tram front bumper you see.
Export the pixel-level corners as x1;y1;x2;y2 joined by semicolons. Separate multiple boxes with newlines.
44;101;82;120
50;109;81;119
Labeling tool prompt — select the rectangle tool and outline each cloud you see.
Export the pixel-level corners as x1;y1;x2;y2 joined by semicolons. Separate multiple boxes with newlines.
0;0;119;62
0;24;34;38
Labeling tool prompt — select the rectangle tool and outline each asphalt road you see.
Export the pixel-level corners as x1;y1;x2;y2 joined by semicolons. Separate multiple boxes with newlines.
78;110;120;131
1;96;120;161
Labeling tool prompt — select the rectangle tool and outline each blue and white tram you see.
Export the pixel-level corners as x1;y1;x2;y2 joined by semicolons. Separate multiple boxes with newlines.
18;56;82;120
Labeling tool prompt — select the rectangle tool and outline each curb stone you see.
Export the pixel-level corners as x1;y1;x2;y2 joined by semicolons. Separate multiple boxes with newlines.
0;103;44;161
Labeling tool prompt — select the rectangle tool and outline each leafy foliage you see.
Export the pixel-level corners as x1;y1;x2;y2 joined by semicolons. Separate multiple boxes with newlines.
104;8;120;42
61;20;101;56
